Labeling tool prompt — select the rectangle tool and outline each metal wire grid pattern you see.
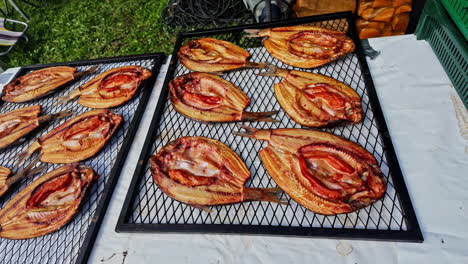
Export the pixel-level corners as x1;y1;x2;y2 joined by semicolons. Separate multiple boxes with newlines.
0;55;161;264
123;18;411;234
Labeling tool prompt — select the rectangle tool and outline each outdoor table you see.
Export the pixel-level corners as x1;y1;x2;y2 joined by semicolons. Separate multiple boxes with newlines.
1;34;466;263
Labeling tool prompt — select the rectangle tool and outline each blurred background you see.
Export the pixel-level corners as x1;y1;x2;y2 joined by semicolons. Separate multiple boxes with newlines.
0;0;426;67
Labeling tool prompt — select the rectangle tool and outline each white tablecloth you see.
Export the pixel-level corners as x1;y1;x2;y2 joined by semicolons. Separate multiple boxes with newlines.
2;34;467;264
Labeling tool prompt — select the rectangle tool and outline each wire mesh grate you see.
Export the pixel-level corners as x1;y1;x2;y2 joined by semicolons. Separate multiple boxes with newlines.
0;54;164;263
118;13;421;241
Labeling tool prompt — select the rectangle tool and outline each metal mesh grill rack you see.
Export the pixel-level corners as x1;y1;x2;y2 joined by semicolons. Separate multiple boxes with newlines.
0;53;165;264
117;12;422;242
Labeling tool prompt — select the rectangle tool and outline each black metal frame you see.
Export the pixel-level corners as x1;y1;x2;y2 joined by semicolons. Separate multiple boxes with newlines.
0;53;165;264
116;12;423;242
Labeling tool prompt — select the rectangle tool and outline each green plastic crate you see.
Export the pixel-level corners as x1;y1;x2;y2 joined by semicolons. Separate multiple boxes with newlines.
442;0;468;41
416;0;468;109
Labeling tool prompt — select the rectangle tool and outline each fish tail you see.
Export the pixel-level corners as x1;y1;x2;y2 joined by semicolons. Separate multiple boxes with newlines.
23;157;45;178
15;141;41;168
241;111;280;122
38;108;73;123
54;95;72;106
6;157;44;187
208;71;224;76
243;187;288;204
55;88;81;106
74;65;99;78
232;125;259;138
245;61;269;69
257;64;289;77
243;29;261;38
52;108;74;120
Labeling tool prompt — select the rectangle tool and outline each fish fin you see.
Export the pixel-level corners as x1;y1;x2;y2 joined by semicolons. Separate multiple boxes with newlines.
189;204;213;213
243;29;261;38
241;111;280;122
74;66;99;78
243;187;288;204
232;125;259;138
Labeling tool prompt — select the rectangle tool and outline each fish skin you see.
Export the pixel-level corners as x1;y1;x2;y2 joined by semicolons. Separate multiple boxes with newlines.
0;163;96;239
0;105;41;149
2;66;76;103
178;38;251;72
73;66;152;109
256;26;355;68
240;128;386;215
272;69;363;127
26;109;123;164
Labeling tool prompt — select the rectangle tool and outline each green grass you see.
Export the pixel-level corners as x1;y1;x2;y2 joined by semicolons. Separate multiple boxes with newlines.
1;0;175;67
